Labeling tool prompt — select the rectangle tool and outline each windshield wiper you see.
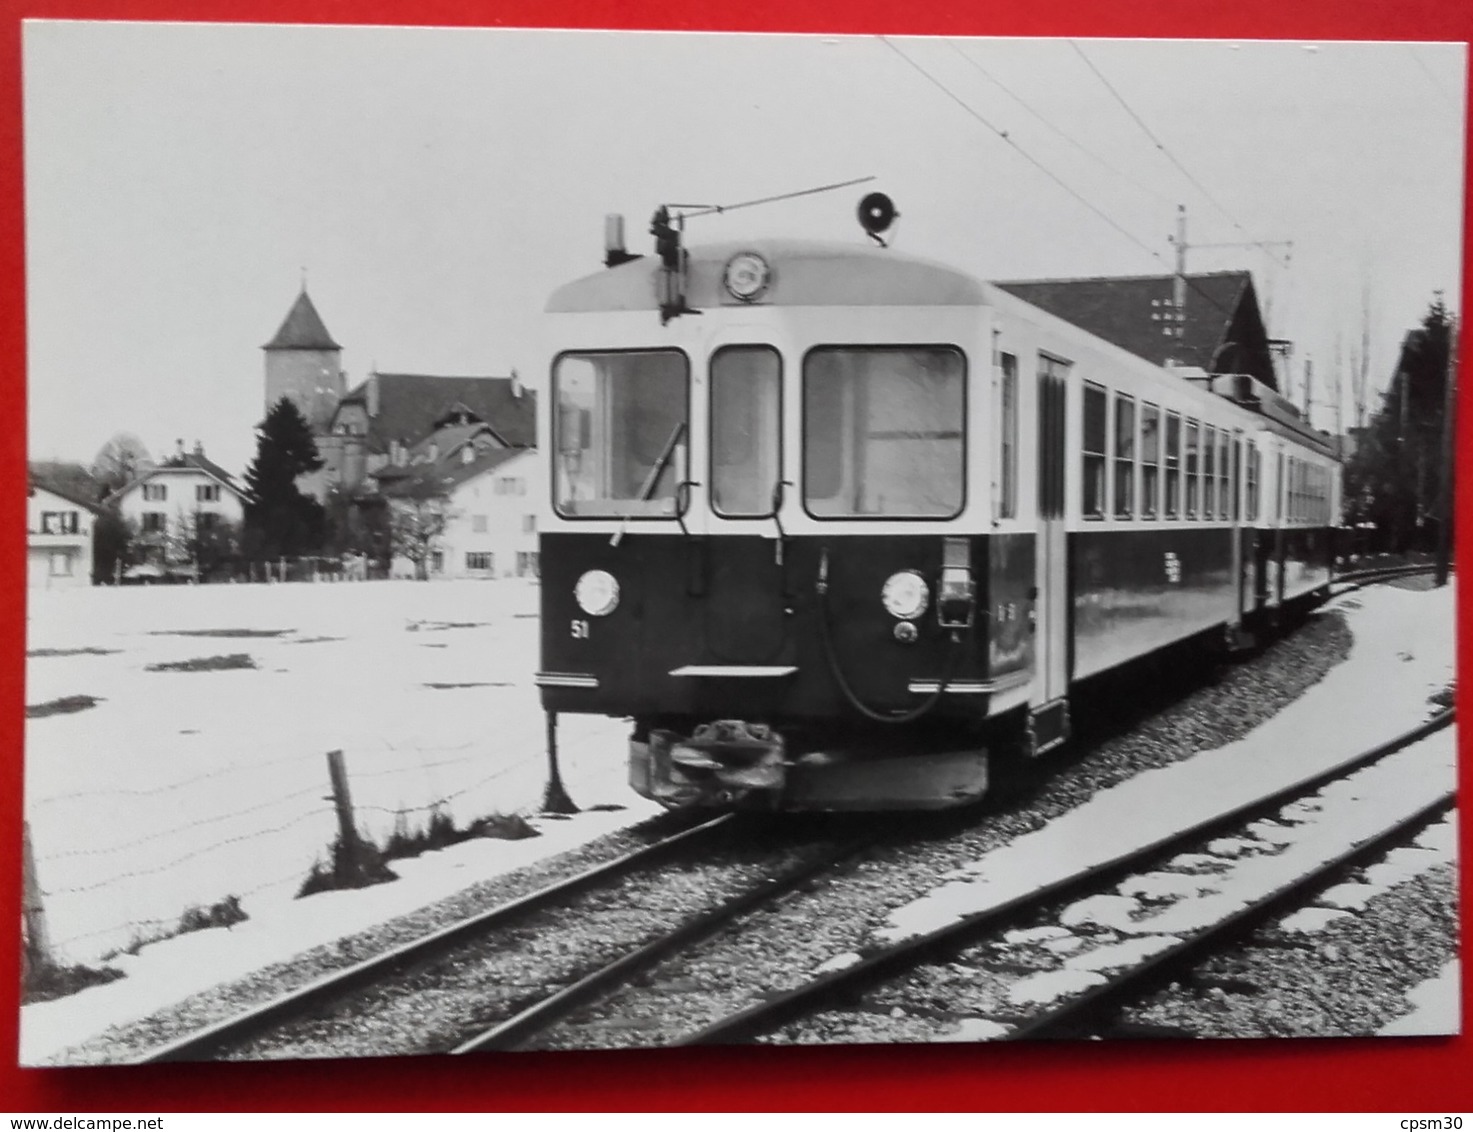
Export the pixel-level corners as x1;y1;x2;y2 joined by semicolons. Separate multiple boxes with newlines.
611;422;686;548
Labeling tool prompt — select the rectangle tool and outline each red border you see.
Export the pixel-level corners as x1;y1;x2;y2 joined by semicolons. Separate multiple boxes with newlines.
2;0;1470;1112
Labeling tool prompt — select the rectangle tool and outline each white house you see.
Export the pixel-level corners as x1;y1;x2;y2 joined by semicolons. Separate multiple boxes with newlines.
376;425;540;581
27;482;100;588
107;443;251;568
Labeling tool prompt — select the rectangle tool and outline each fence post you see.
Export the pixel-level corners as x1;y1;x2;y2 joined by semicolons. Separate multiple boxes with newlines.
22;822;53;977
542;711;578;814
326;749;367;886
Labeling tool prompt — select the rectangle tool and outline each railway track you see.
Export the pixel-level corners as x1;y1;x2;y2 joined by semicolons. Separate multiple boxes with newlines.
671;709;1454;1046
130;812;878;1061
123;566;1450;1059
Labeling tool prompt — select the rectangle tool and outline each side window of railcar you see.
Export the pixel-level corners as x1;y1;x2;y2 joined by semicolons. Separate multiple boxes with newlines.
1246;441;1259;522
999;353;1018;519
710;346;781;518
1114;394;1135;519
1202;425;1217;519
552;350;689;518
803;346;966;519
1184;420;1200;519
1218;431;1232;520
1140;404;1160;519
1232;438;1242;521
1081;383;1108;520
1164;412;1181;518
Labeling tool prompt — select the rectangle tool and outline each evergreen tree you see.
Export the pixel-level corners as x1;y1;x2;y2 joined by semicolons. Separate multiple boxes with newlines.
1343;297;1455;553
242;398;326;559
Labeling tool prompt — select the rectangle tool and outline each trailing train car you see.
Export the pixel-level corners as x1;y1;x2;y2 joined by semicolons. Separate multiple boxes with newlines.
534;206;1341;811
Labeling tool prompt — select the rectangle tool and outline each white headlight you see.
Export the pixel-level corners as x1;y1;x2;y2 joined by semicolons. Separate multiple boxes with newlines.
574;569;620;617
881;571;929;620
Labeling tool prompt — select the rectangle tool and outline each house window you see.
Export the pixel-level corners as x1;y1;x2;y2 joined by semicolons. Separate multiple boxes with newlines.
431;551;444;574
998;352;1018;519
522;514;536;533
196;484;221;503
496;477;526;496
49;551;73;576
142;512;166;533
1140;404;1160;519
1114;394;1135;519
197;512;220;532
1081;383;1107;520
40;511;79;535
466;552;493;572
144;483;167;502
516;551;540;577
472;515;488;534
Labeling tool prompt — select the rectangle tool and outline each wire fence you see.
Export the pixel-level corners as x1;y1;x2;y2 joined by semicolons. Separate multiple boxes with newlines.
25;717;624;966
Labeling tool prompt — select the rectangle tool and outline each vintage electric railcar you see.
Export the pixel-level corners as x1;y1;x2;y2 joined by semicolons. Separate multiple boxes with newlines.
535;211;1340;811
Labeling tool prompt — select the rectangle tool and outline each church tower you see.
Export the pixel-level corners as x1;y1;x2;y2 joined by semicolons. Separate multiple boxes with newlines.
263;288;346;433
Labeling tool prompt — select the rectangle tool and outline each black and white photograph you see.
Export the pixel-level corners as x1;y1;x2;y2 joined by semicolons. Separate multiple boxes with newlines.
20;23;1464;1064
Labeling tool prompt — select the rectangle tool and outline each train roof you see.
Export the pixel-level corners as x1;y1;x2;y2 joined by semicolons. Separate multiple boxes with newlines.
546;239;989;313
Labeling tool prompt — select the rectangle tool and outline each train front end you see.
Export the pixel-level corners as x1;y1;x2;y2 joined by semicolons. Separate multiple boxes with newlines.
535;226;1026;811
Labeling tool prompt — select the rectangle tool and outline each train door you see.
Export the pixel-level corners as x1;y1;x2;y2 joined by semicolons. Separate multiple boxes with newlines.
699;342;791;666
1030;355;1070;755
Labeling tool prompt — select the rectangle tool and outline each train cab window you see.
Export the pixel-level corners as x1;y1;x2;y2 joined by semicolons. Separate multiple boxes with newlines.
1114;394;1135;519
710;346;781;517
552;349;689;518
998;353;1018;519
803;346;965;519
1081;382;1107;519
1164;412;1181;518
1140;404;1160;519
1184;420;1200;519
1202;425;1217;519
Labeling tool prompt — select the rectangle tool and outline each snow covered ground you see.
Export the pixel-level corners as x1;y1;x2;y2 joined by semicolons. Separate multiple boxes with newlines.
872;582;1458;1035
22;579;655;1061
20;578;1459;1060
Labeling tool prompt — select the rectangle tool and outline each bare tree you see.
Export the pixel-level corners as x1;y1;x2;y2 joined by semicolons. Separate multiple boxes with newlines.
386;478;453;580
91;433;154;495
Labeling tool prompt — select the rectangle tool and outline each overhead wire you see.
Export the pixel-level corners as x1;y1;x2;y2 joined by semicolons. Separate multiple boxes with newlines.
1068;40;1292;271
943;39;1175;207
878;36;1241;330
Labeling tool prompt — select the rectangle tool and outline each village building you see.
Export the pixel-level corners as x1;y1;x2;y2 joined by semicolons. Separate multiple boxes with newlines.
996;270;1280;390
106;442;252;572
372;417;541;580
27;481;101;588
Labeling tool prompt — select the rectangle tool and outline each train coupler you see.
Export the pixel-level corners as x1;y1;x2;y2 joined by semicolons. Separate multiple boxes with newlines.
635;720;786;807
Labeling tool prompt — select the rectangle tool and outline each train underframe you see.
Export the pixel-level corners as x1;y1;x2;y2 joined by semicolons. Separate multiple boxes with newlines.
538;526;1335;812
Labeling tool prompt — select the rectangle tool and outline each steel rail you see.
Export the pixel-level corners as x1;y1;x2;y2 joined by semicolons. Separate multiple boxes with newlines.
1006;784;1456;1041
678;709;1453;1045
130;813;735;1063
452;832;880;1053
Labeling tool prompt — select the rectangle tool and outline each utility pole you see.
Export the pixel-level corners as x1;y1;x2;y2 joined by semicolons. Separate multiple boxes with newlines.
1303;355;1314;424
1173;204;1187;314
1435;318;1457;587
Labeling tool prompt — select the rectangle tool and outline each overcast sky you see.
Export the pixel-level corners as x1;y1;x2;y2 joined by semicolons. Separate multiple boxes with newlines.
23;23;1467;475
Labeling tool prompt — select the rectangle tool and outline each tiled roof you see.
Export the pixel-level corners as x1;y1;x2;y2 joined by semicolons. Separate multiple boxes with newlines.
108;453;252;505
28;461;106;506
264;290;342;351
340;373;537;453
995;271;1264;376
378;445;529;498
28;477;103;513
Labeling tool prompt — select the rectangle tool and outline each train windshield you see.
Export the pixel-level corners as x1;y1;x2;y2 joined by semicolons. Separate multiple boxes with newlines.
802;346;966;518
553;350;689;518
710;346;781;517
